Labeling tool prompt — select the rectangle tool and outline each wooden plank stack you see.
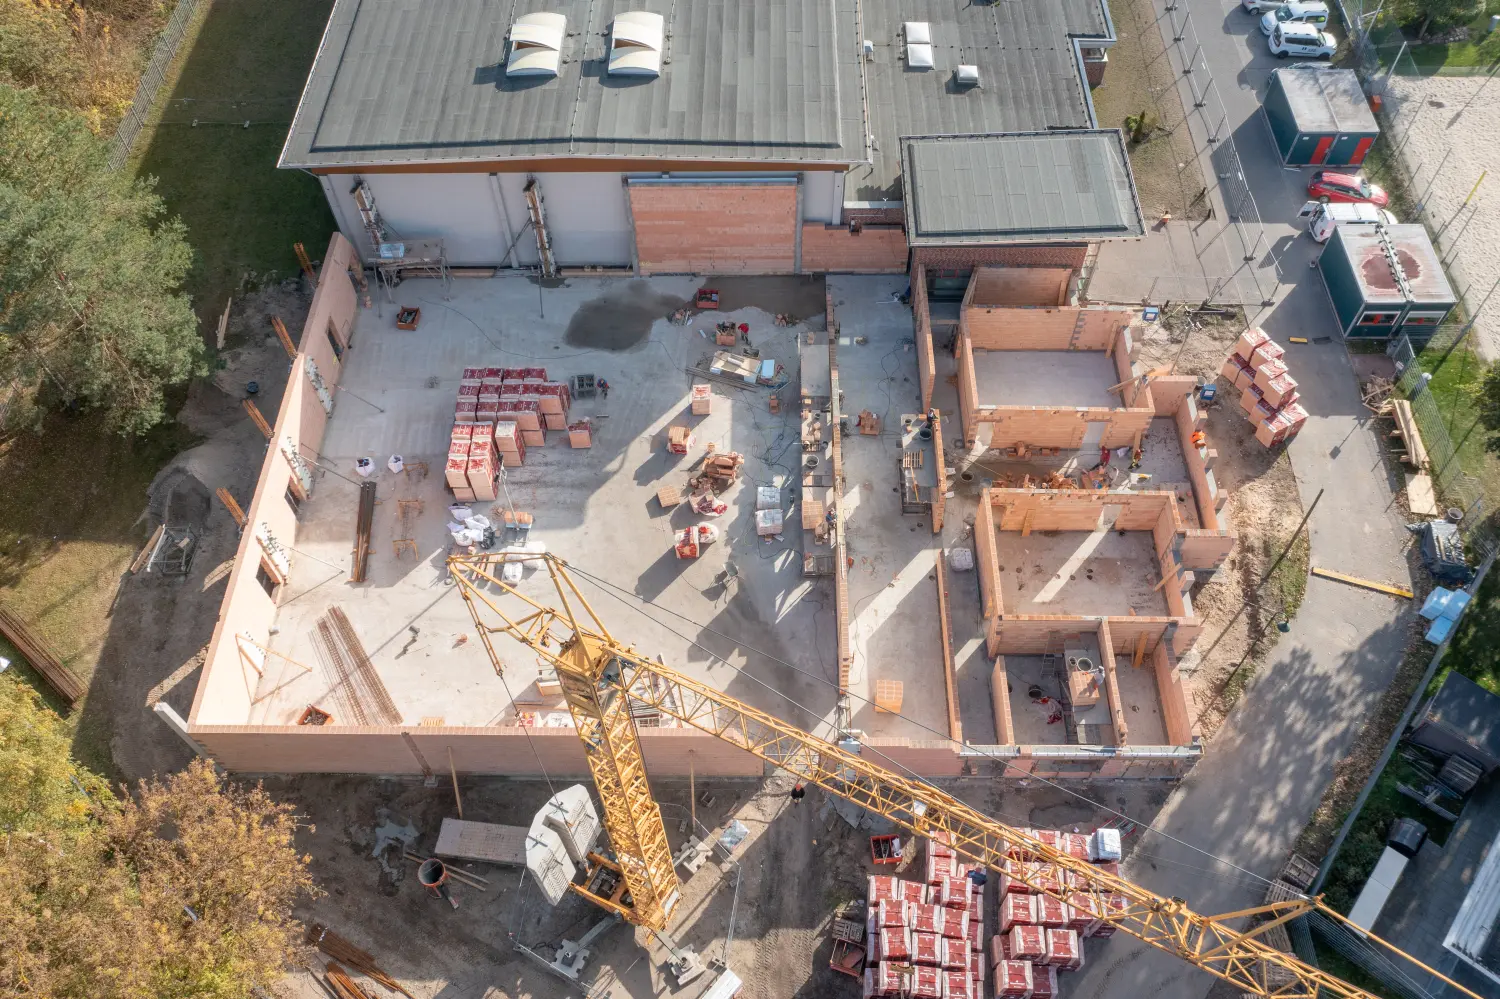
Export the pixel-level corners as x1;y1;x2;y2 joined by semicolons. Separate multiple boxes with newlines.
1220;327;1308;448
0;606;84;705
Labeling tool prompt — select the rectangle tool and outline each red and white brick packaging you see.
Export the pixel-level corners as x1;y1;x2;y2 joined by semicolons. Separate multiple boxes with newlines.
912;932;945;967
1256;402;1308;447
877;898;908;928
967;914;985;955
1233;326;1270;364
939;908;969;943
969;948;985;984
999;894;1036;933
943;971;974;999
938;877;971;910
869;876;901;903
1008;925;1047;962
1061;834;1090;862
1034;896;1071;929
1064;893;1097;935
1089;893;1128;938
910;966;942;999
927;831;956;859
1220;353;1253;387
901;880;930;905
1252;357;1289;393
996;960;1034;999
1042;929;1083;971
1030;964;1060;999
866;963;905;998
989;933;1012;968
1021;861;1066;895
880;926;913;964
1250;338;1286;371
926;851;958;885
1261;373;1300;409
998;859;1034;897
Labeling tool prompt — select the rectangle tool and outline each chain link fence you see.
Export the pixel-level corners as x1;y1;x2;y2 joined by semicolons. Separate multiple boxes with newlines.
1160;0;1281;304
1388;330;1500;558
106;0;208;172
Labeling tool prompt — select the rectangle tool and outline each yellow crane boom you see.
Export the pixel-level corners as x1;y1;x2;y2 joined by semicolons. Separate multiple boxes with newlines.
450;551;1477;999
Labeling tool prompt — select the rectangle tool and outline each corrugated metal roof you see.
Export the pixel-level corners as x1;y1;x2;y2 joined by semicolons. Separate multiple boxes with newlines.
1273;67;1379;135
281;0;865;168
1419;673;1500;762
846;0;1108;197
901;131;1144;244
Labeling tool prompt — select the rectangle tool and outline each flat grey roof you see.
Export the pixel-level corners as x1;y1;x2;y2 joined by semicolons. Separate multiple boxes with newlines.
846;0;1109;198
902;131;1144;245
1337;224;1456;305
281;0;866;168
1273;67;1379;135
1418;673;1500;764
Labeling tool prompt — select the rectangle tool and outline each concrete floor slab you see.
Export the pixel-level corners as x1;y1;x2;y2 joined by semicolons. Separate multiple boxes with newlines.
1114;666;1168;746
994;529;1168;618
1004;656;1070;745
828;275;953;743
973;351;1119;409
247;274;860;735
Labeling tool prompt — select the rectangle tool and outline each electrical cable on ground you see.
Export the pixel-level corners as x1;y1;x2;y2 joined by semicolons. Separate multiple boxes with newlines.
558;560;1281;891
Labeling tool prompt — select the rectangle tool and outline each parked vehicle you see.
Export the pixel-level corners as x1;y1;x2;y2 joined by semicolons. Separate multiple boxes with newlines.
1298;200;1397;242
1260;1;1330;34
1242;0;1284;14
1268;23;1336;58
1308;170;1389;207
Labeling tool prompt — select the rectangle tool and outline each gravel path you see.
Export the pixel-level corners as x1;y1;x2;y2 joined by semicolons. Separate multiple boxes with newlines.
1384;74;1500;359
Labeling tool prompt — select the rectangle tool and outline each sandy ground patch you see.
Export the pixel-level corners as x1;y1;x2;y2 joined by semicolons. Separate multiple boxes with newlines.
1384;75;1500;358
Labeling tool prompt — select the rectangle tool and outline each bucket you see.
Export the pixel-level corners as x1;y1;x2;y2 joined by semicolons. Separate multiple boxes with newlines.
418;858;449;890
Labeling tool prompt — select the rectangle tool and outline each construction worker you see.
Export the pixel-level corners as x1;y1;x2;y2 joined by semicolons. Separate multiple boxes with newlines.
790;782;807;805
1129;447;1143;471
1191;429;1207;449
598;377;610;400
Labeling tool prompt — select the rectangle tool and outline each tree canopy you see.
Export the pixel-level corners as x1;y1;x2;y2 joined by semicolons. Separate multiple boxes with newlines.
0;680;318;999
0;83;205;435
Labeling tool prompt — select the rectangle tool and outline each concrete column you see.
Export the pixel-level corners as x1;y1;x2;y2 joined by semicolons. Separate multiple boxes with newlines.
153;702;212;760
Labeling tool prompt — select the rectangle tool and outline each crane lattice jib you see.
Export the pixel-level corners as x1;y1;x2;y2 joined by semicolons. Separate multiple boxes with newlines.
448;552;1479;999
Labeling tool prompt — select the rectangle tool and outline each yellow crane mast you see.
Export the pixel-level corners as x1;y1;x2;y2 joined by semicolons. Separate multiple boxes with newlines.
450;551;1478;999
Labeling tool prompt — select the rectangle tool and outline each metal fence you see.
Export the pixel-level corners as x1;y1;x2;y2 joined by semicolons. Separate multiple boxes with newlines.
1160;0;1281;304
1388;330;1500;558
1307;911;1446;999
106;0;208;172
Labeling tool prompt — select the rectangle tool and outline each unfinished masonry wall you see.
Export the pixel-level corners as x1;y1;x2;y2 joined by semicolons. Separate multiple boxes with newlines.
969;266;1073;307
914;266;935;410
801;224;908;274
963;307;1133;352
189;233;359;728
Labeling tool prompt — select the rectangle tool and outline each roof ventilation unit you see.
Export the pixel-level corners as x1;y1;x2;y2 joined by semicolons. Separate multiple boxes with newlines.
955;64;981;87
904;21;934;69
608;11;666;76
507;12;567;78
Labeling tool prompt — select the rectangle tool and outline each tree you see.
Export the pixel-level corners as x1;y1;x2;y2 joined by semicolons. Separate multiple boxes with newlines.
0;678;318;999
1385;0;1480;40
0;83;206;435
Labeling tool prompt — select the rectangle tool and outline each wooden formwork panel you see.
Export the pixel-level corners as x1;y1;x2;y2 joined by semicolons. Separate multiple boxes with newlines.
630;183;796;275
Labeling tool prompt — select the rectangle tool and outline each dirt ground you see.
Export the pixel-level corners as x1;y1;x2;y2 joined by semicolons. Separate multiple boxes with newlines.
1091;0;1212;223
1132;308;1309;739
77;278;316;782
257;772;1169;999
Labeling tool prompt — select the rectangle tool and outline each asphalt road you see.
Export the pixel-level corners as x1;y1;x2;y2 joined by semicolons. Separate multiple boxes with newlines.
1072;3;1420;998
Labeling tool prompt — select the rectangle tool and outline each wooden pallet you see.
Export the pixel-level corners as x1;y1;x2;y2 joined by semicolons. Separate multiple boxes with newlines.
0;606;85;705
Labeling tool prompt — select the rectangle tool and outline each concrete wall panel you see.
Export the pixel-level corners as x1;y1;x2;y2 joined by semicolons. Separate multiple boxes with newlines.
333;174;506;265
537;172;632;267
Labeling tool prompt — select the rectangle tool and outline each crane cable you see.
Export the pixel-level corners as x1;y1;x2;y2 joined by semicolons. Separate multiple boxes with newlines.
557;559;1281;892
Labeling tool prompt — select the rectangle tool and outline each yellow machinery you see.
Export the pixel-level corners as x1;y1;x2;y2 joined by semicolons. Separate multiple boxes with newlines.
450;551;1478;999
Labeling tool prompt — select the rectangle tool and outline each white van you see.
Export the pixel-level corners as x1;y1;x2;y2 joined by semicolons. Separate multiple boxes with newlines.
1298;200;1398;242
1260;1;1330;33
1268;23;1337;58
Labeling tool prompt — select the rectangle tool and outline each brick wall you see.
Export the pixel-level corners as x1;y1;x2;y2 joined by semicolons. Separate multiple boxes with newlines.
980;405;1154;451
970;266;1074;307
991;657;1015;743
1083;52;1108;88
912;244;1089;273
956;336;979;441
989;488;1175;533
845;205;906;226
963;307;1133;351
1181;530;1235;568
1174;396;1227;533
1153;641;1194;745
934;556;962;742
914;265;935;410
801;224;908;274
1096;621;1130;746
629;183;796;275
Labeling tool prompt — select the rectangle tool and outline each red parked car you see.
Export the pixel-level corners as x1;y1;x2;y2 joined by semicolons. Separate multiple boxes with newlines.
1308;171;1389;207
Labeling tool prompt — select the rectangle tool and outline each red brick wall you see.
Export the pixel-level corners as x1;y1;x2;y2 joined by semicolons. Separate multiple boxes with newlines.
970;267;1074;307
845;205;906;226
630;183;796;275
801;224;908;274
964;307;1131;351
914;265;935;410
912;244;1089;273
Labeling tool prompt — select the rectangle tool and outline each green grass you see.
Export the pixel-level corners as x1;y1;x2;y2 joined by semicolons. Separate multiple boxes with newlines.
1368;0;1500;73
128;0;337;325
1404;344;1500;499
1320;752;1458;915
1312;939;1400;999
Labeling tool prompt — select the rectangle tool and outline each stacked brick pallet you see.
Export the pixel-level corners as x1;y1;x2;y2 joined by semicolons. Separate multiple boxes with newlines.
863;832;985;999
989;828;1125;999
448;367;580;500
1219;328;1308;448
